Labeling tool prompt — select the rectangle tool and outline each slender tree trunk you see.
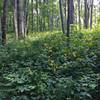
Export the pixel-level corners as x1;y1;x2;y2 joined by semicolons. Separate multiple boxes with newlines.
13;0;18;39
67;0;74;36
84;0;89;29
17;0;24;38
43;0;46;31
67;0;70;37
47;0;50;31
64;0;67;18
31;0;34;32
90;0;94;29
24;0;29;35
99;3;100;23
95;7;97;24
78;0;81;30
1;0;9;45
0;17;2;41
51;0;54;30
87;6;90;27
69;0;74;24
36;0;39;32
59;0;65;34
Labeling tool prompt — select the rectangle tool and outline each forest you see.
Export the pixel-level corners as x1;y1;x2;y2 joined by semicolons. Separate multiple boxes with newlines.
0;0;100;100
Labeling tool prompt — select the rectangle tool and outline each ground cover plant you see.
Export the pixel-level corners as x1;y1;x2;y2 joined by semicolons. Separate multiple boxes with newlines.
0;29;100;100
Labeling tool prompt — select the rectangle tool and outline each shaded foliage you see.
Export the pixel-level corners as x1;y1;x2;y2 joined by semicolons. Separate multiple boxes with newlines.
0;30;100;100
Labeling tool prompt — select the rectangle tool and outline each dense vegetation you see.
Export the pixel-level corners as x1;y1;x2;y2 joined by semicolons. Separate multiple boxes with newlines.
0;27;100;100
0;0;100;100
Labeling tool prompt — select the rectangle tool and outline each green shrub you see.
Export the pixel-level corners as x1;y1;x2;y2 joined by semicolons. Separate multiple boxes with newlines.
0;31;100;100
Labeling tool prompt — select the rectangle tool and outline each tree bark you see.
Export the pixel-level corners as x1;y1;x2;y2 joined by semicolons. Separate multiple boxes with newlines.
31;0;34;32
1;0;9;45
17;0;25;38
59;0;65;34
13;0;18;39
78;0;81;30
69;0;74;24
24;0;29;35
67;0;70;37
67;0;74;36
36;0;39;32
84;0;89;29
90;0;94;29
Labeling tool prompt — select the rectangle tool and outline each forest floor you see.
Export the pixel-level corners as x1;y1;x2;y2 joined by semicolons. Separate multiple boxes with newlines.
0;28;100;100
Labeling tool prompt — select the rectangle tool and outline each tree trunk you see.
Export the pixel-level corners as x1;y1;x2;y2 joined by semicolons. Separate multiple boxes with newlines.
69;0;74;24
90;0;94;29
17;0;25;38
24;0;29;35
1;0;9;45
36;0;39;32
78;0;81;30
59;0;65;34
67;0;70;37
84;0;89;29
67;0;74;36
0;17;1;40
31;0;34;32
13;0;18;39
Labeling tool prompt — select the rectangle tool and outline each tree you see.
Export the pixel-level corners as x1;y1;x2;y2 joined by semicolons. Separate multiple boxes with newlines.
31;0;34;32
67;0;74;36
36;0;39;32
78;0;81;30
69;0;74;24
67;0;70;37
84;0;89;29
13;0;18;39
17;0;25;38
13;0;26;39
24;0;29;35
90;0;94;29
59;0;65;34
1;0;9;44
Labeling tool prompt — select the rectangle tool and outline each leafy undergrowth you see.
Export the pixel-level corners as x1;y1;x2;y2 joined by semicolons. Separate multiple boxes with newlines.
0;30;100;100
